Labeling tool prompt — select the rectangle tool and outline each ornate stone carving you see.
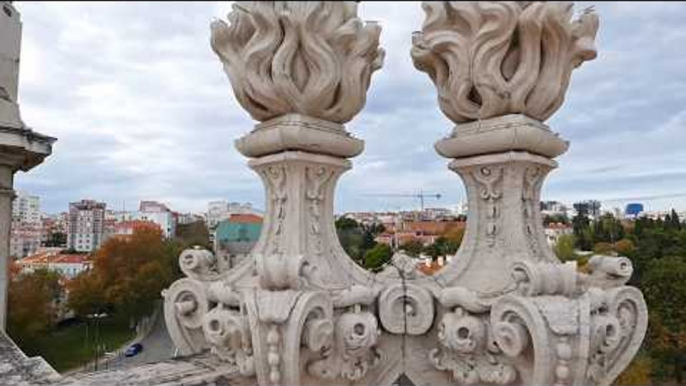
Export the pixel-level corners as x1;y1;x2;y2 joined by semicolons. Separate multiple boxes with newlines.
379;283;434;335
211;2;384;123
412;2;599;123
159;3;648;386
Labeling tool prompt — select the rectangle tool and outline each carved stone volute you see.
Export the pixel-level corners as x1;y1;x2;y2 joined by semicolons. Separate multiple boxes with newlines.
163;3;648;386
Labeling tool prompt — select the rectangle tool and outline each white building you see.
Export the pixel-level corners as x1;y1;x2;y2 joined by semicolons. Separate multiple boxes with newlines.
12;191;40;224
135;201;176;238
178;212;204;225
67;199;106;252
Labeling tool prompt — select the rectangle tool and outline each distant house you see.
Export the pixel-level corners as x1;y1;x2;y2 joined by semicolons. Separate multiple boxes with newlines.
544;222;573;246
214;214;263;268
18;249;92;279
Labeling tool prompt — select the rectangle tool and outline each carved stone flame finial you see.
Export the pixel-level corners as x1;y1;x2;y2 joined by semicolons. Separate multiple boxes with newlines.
411;1;599;123
211;1;385;123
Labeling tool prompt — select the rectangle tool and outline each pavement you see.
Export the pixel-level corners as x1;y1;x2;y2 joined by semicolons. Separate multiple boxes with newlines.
98;309;176;371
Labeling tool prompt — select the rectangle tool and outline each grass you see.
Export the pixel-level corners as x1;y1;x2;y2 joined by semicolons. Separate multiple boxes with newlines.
19;316;136;372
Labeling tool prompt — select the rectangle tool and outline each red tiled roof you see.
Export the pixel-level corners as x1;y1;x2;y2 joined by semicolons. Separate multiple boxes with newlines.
21;252;90;265
228;214;263;224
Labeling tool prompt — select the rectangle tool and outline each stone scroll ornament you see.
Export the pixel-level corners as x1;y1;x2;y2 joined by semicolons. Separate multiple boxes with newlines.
163;2;648;386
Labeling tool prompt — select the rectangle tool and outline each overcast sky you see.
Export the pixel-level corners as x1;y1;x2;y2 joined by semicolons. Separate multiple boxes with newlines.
12;2;686;215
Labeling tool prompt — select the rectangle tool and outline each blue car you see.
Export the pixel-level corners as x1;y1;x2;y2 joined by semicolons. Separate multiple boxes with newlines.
124;343;143;357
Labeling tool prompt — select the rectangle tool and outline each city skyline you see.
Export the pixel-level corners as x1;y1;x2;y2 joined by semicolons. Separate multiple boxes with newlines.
11;2;686;214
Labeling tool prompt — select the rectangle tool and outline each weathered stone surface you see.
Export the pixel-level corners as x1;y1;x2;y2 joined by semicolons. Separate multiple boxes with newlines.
0;332;61;386
435;114;569;159
0;0;55;331
210;2;384;123
412;2;599;123
162;2;647;386
1;2;647;386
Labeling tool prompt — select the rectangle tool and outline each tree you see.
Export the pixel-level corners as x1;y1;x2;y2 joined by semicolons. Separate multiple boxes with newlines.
641;256;686;383
442;227;465;246
554;234;578;262
593;242;615;255
614;355;652;386
174;220;211;249
614;239;635;255
400;239;424;257
364;243;392;272
7;269;62;349
572;213;593;251
67;271;107;318
335;218;365;262
74;225;177;322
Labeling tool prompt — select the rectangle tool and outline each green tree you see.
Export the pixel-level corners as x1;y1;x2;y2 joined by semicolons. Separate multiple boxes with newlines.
642;256;686;383
364;243;392;272
335;218;365;262
554;234;578;262
572;214;593;251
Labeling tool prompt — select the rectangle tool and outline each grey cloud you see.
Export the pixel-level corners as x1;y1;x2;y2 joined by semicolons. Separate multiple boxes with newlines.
11;2;686;214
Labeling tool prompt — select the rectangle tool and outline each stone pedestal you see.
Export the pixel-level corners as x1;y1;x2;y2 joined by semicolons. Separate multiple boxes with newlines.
0;2;55;331
431;115;568;292
0;128;55;330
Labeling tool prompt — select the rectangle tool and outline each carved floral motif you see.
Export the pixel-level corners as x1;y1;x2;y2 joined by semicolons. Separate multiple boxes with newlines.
471;166;503;246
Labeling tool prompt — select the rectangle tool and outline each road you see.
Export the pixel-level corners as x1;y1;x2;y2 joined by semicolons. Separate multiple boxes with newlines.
104;310;176;370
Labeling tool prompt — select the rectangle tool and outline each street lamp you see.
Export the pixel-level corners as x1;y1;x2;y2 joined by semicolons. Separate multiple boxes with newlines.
86;312;108;371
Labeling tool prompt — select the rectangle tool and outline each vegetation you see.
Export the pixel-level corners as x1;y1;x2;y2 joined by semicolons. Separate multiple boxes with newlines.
7;268;62;348
565;210;686;384
174;220;211;250
7;224;184;371
335;217;386;267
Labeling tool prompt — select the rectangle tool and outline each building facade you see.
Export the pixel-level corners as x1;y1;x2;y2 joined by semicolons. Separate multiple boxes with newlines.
214;213;263;268
207;201;259;229
67;199;106;252
9;221;41;258
11;191;40;224
136;200;176;238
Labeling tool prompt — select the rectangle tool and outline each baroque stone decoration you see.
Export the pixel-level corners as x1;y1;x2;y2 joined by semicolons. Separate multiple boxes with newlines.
158;2;648;386
0;2;649;386
411;1;599;123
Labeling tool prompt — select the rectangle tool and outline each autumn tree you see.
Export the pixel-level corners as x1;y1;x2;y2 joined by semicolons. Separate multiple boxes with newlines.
68;225;176;323
67;271;107;317
400;239;424;257
7;268;62;350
